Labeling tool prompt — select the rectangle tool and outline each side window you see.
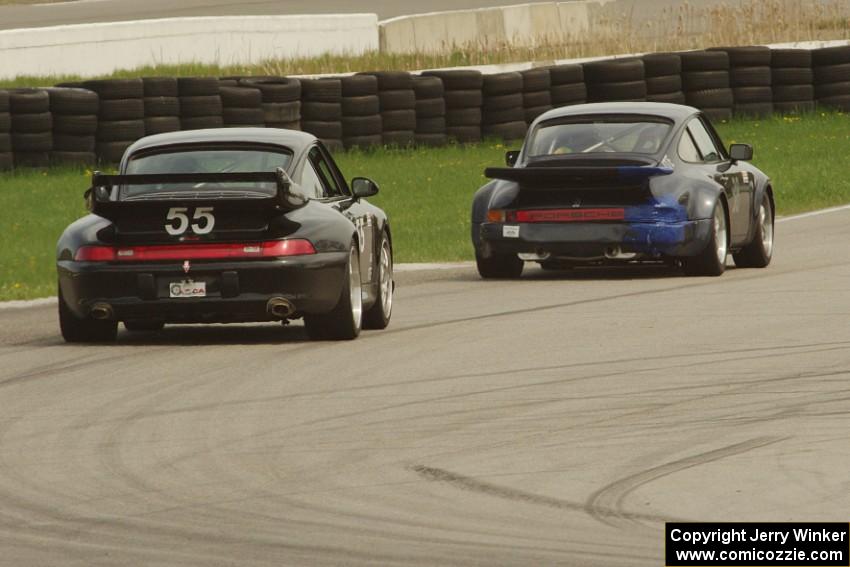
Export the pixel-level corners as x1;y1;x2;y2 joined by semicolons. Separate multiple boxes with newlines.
308;147;343;198
300;161;325;199
687;119;722;163
678;130;702;163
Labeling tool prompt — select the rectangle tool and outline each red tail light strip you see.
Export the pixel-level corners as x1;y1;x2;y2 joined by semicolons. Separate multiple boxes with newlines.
75;240;316;262
513;208;626;223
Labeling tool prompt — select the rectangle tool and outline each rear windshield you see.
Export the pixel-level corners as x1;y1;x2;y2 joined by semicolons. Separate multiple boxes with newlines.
528;116;672;157
123;148;293;198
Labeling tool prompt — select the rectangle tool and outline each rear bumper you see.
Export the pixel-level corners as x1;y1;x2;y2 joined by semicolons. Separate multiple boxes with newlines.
477;219;713;258
57;252;348;323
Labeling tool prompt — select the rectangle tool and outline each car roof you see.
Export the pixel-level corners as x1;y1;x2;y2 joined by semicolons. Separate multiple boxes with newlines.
125;127;317;156
533;102;700;126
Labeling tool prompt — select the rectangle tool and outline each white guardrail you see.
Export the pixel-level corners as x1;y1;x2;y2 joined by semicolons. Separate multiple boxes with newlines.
0;15;378;79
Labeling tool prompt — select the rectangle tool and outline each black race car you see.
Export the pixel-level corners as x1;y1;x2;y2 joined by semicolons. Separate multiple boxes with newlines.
472;102;775;278
57;128;393;342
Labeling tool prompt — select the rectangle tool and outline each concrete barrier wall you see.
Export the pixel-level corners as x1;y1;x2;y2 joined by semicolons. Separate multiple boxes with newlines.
0;15;379;79
379;1;594;55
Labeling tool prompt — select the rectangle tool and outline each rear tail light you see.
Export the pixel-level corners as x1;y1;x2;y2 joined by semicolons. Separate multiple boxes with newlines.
487;209;518;222
74;239;317;262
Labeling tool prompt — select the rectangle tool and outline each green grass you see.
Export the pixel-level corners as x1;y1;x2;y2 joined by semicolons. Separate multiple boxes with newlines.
1;111;849;301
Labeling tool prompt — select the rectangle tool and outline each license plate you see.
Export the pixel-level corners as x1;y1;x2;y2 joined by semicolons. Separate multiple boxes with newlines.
169;280;206;298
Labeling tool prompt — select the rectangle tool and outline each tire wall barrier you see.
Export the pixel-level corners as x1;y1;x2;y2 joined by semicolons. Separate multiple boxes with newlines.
1;44;849;169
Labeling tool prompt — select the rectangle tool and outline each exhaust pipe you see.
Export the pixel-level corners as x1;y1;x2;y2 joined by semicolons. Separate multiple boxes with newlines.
266;297;296;319
604;246;622;259
90;302;114;320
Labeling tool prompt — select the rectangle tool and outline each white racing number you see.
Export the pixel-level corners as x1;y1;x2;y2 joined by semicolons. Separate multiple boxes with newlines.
165;207;215;236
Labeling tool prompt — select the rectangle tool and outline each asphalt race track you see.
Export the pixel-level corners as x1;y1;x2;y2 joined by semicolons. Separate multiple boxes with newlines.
0;208;849;565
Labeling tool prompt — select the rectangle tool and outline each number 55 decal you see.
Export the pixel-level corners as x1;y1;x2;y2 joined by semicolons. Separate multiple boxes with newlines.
165;207;215;236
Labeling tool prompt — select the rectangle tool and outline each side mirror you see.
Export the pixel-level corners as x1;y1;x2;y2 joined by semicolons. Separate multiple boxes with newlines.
729;143;753;162
351;177;379;199
505;150;520;167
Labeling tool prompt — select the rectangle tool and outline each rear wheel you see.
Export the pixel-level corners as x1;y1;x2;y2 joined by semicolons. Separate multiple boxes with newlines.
363;231;393;330
476;251;523;279
58;287;117;343
304;242;362;340
733;193;774;268
683;200;728;277
124;320;165;332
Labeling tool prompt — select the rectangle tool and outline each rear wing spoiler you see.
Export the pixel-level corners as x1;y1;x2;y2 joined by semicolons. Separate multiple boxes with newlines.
484;165;674;189
86;168;308;214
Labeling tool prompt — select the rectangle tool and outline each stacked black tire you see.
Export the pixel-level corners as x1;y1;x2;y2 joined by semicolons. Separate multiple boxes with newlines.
422;70;483;143
48;88;99;165
143;77;181;136
770;49;815;114
643;53;686;104
9;89;52;168
341;75;382;149
481;72;526;141
240;77;301;131
681;51;733;122
178;77;222;131
549;64;587;109
412;75;446;147
363;72;416;147
83;79;145;163
583;58;646;103
220;84;265;128
713;46;773;118
521;68;553;125
300;78;344;151
813;45;850;112
0;91;10;171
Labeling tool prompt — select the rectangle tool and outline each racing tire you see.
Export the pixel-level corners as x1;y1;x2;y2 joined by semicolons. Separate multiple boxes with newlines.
48;88;99;115
446;107;482;126
412;76;443;99
415;116;446;134
476;251;524;279
680;51;729;72
11;112;52;133
482;72;523;96
0;134;10;153
262;102;301;123
97;120;145;142
482;121;528;141
381;130;414;147
59;287;118;343
730;66;772;87
343;95;380;116
299;79;342;102
381;109;416;131
304;242;362;341
124;320;166;332
143;97;181;117
9;89;50;113
378;90;416;111
582;59;645;83
11;131;52;152
14;152;51;168
341;75;378;97
733;193;774;269
549;64;584;85
709;46;771;66
301;101;342;121
770;67;813;86
342;115;382;136
54;134;96;152
682;71;730;91
647;91;687;104
483;106;525;125
143;77;179;97
523;90;552;108
181;116;224;130
525;105;552;124
682;200;728;277
551;83;587;105
51;151;96;165
521;68;552;91
240;78;301;103
812;46;850;67
732;86;773;104
219;86;262;107
176;77;219;97
771;49;812;68
99;98;145;120
420;70;483;90
0;91;8;112
82;79;144;100
772;85;814;103
53;114;98;135
642;53;682;76
360;71;413;91
144;117;182;135
179;96;223;117
363;231;393;330
646;75;683;94
414;98;445;118
0;153;12;170
444;89;483;109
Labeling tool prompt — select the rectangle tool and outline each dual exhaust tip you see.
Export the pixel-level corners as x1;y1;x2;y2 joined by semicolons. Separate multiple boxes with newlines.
90;298;296;321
